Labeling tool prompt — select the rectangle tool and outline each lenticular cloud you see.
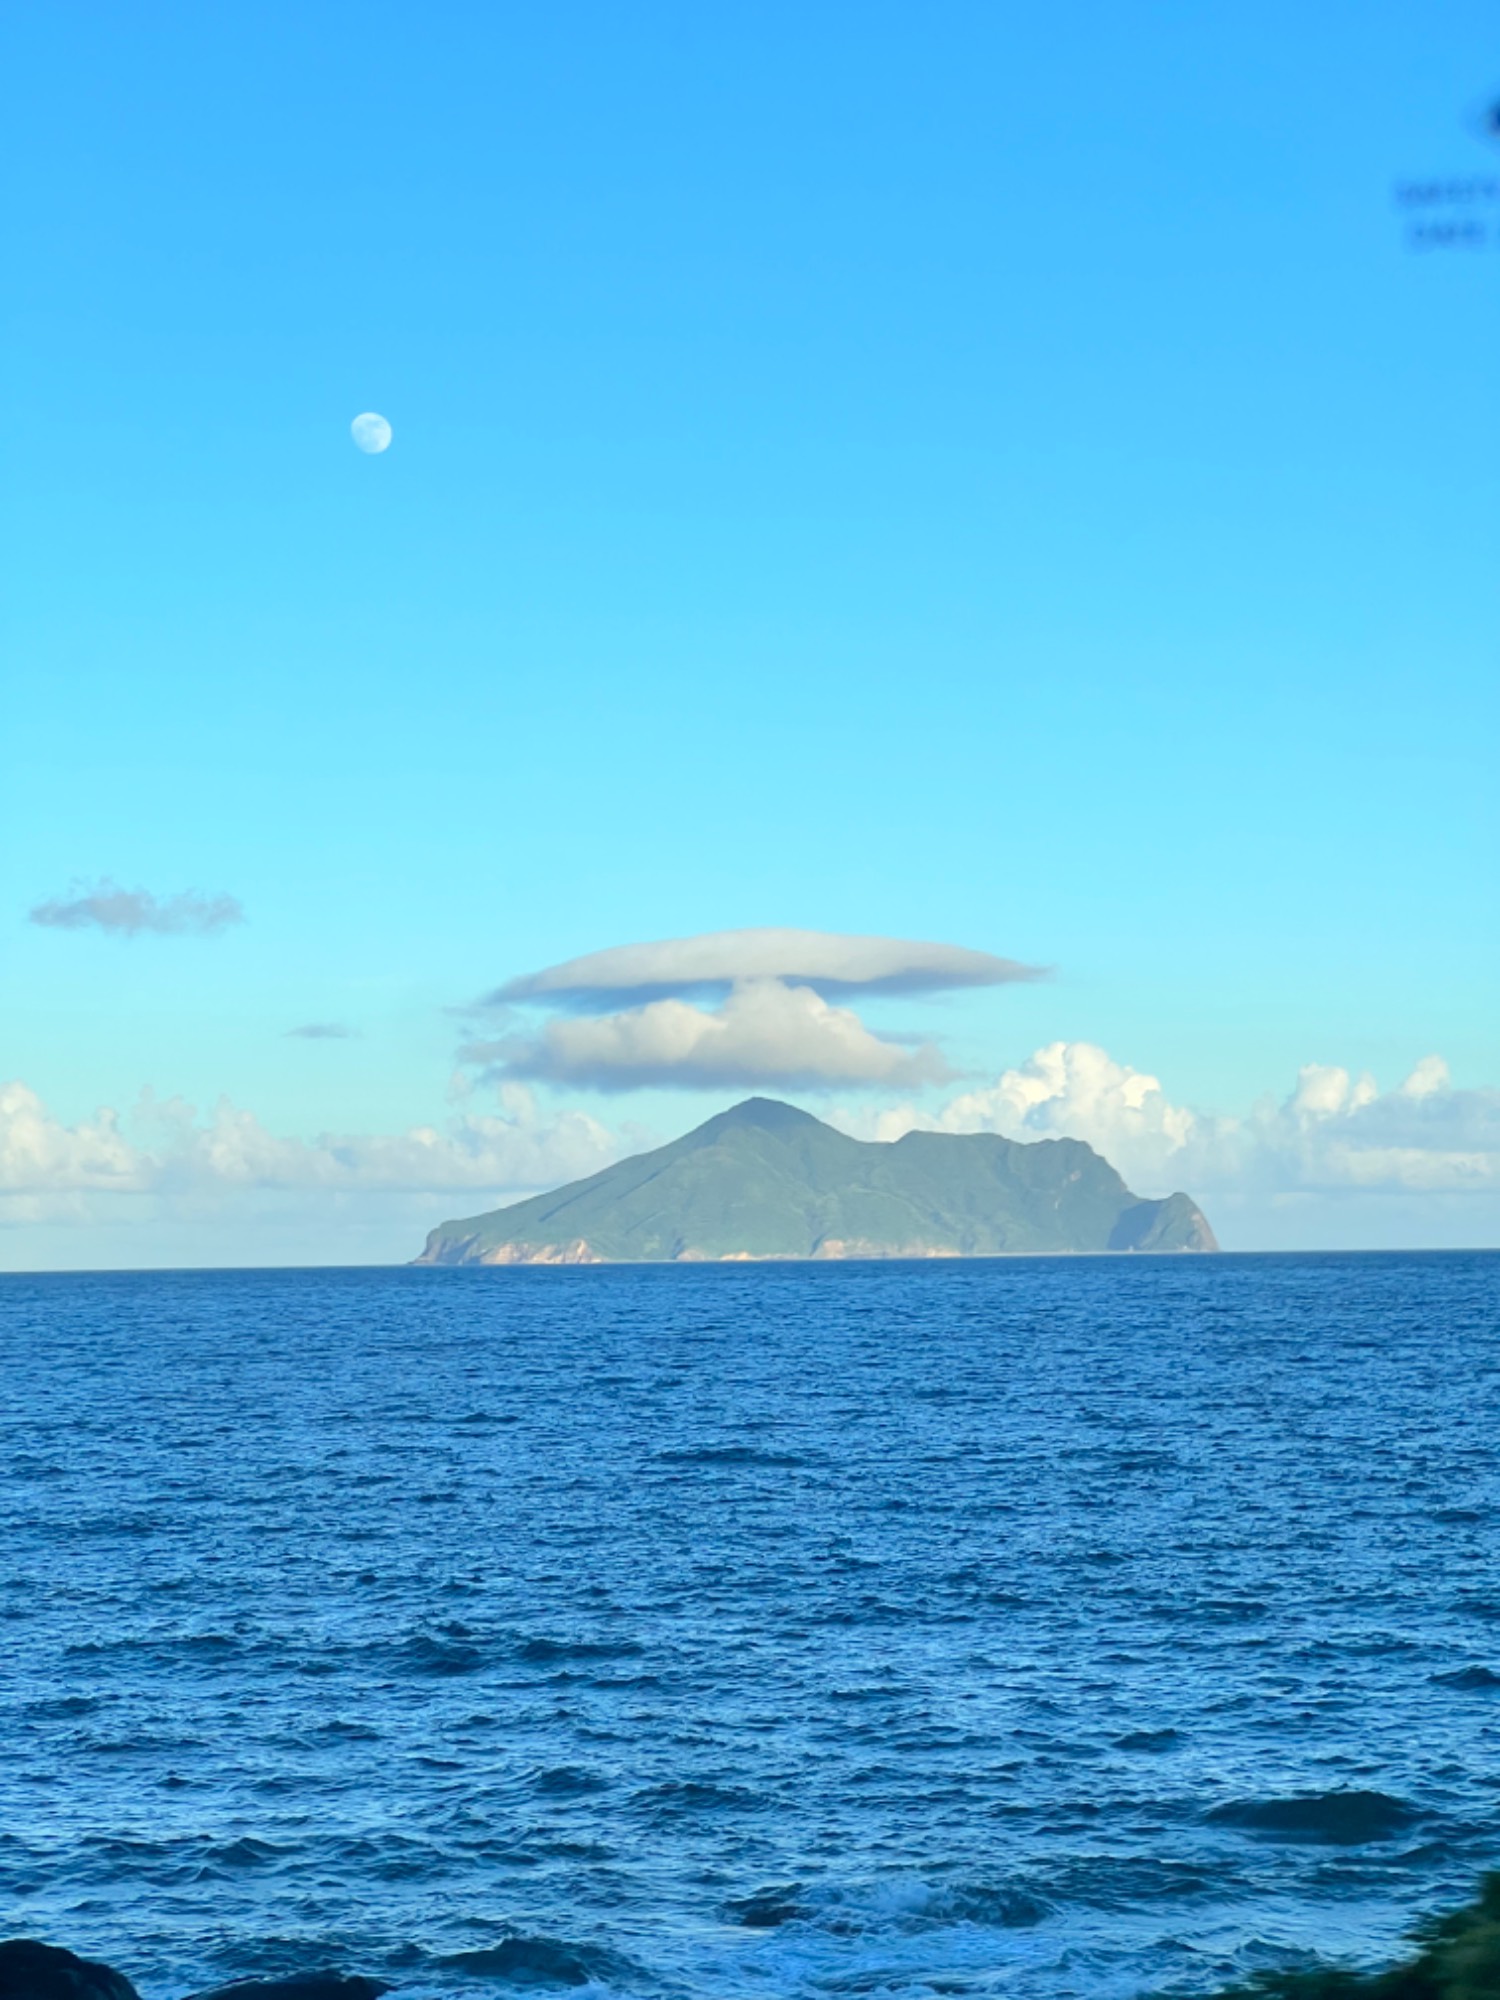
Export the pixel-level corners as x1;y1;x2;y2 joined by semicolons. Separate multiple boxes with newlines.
473;927;1043;1091
488;927;1043;1008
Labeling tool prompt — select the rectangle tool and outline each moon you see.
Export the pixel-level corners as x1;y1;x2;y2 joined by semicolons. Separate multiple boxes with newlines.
351;412;392;454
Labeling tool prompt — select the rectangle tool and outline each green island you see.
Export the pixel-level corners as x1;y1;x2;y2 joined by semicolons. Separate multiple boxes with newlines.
416;1094;1218;1265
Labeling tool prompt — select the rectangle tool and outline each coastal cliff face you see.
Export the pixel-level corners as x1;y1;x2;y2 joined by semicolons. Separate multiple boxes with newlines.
415;1097;1218;1266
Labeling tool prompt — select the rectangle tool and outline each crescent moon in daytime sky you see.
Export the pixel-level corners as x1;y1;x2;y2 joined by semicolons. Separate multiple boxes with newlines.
350;412;392;453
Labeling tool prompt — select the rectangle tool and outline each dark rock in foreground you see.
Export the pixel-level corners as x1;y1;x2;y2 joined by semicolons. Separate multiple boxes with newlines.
0;1941;141;2000
417;1095;1219;1265
0;1946;389;2000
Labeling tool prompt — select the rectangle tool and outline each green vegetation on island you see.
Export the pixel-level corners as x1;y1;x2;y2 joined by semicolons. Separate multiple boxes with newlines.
416;1095;1218;1265
1204;1875;1500;2000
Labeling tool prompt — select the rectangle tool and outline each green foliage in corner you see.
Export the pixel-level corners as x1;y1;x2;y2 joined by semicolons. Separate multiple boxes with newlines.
1209;1878;1500;2000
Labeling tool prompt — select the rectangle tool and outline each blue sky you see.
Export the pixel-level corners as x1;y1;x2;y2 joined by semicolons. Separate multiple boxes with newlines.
3;1;1497;1264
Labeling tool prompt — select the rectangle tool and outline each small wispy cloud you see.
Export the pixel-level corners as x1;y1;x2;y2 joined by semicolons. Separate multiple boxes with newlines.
285;1023;357;1041
29;881;244;937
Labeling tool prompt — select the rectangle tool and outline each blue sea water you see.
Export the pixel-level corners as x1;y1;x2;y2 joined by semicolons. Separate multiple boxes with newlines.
1;1254;1498;2000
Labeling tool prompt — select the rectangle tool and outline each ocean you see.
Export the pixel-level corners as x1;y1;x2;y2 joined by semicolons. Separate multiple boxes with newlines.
1;1254;1497;2000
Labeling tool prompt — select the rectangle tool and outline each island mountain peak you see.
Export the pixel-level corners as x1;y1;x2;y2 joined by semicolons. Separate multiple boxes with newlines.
416;1098;1217;1265
693;1096;828;1137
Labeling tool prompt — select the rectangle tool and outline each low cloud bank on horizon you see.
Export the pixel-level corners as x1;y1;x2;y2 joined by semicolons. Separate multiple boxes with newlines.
29;881;244;937
3;1047;1497;1258
470;927;1044;1091
844;1044;1499;1206
0;1081;617;1207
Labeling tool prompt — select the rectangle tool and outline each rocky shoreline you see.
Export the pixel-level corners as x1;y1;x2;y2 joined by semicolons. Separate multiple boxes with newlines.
0;1946;387;2000
11;1877;1500;2000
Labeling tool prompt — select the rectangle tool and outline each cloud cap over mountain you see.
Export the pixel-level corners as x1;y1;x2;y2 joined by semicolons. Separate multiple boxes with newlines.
472;927;1041;1092
471;981;954;1092
488;928;1044;1009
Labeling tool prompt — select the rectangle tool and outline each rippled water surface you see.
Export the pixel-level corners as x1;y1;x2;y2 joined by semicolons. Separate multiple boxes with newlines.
2;1255;1499;2000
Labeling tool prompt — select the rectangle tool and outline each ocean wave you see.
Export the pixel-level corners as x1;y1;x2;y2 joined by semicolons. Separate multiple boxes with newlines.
516;1637;644;1664
725;1886;808;1929
195;1836;289;1872
653;1445;816;1468
924;1882;1054;1929
630;1779;766;1819
1206;1790;1420;1844
401;1635;486;1675
532;1765;613;1796
741;1873;1055;1938
314;1833;455;1882
1029;1855;1220;1907
432;1935;646;1988
186;1979;390;2000
1432;1665;1500;1690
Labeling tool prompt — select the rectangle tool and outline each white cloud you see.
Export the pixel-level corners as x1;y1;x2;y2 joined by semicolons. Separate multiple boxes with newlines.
1396;1053;1450;1101
0;1083;143;1192
847;1043;1500;1220
472;978;953;1092
0;1081;620;1204
489;927;1042;1006
29;882;244;936
910;1042;1201;1173
474;927;1039;1091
